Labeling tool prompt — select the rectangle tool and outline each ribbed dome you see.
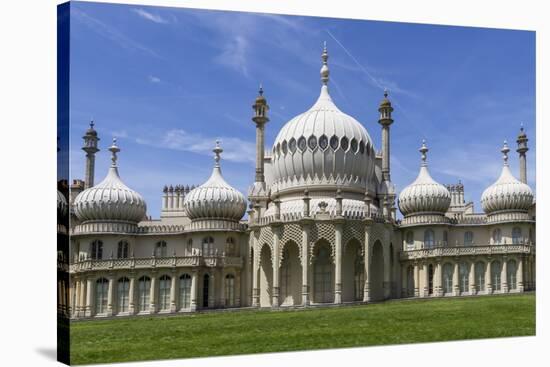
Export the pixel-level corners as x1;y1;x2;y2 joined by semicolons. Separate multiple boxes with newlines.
74;139;146;223
270;45;376;195
398;141;451;217
57;189;68;217
481;142;534;214
184;142;246;222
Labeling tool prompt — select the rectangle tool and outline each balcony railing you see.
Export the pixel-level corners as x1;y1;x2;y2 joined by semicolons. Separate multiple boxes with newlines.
70;255;243;273
400;244;534;261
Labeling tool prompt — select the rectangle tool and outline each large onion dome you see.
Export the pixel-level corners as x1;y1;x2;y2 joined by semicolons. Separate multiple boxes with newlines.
481;141;534;215
398;141;451;220
57;189;68;218
184;141;247;224
270;44;376;196
74;139;147;224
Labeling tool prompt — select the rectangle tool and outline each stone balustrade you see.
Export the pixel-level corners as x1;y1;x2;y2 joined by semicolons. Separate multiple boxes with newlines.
400;244;533;260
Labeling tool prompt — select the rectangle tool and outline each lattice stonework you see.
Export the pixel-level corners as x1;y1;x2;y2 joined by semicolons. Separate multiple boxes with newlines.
343;221;364;254
256;226;274;268
279;223;303;267
309;222;336;264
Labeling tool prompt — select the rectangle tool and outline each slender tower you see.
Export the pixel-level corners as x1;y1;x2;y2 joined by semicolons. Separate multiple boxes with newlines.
252;85;269;183
82;120;100;189
378;89;394;182
516;123;528;184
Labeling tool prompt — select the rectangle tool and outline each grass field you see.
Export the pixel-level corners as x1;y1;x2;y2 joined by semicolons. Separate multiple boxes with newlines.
70;293;535;365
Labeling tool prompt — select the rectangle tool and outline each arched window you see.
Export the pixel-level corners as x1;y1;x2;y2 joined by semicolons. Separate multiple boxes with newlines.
225;274;236;307
155;241;167;257
405;231;414;248
459;262;469;293
202;237;214;256
90;240;103;260
179;274;191;310
424;230;435;248
186;238;193;256
464;231;474;245
507;260;517;290
138;276;151;312
475;262;485;292
225;237;236;256
491;261;502;291
159;275;171;311
528;228;533;243
117;240;129;259
442;231;448;246
117;277;130;313
314;245;333;303
443;263;453;294
512;227;522;244
354;251;364;301
95;278;109;314
492;228;502;244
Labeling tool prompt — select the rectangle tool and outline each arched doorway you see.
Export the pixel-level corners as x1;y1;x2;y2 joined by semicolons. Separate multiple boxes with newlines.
280;241;302;306
342;239;363;302
313;240;334;303
507;260;517;291
407;265;414;297
442;263;454;295
491;261;502;292
259;244;273;307
202;274;210;308
370;240;384;301
475;262;486;292
428;264;434;295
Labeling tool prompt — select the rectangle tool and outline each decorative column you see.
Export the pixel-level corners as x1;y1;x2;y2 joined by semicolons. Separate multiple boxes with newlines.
502;259;508;293
413;263;420;297
190;270;198;311
422;263;429;297
469;261;476;295
271;224;281;308
383;239;391;299
518;256;524;292
235;269;241;307
485;260;492;294
74;279;81;318
301;221;311;306
128;274;136;314
220;269;226;308
208;273;215;309
252;86;269;183
80;279;87;317
252;235;260;307
149;272;157;314
334;221;343;304
170;271;177;312
106;275;114;316
436;261;443;297
85;278;93;317
452;262;460;296
363;200;373;302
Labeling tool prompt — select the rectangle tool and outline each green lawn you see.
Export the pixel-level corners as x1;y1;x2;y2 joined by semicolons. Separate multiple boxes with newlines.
70;293;535;365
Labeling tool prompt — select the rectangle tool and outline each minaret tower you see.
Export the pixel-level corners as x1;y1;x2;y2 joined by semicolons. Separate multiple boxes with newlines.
516;123;528;184
252;85;269;183
82;120;100;189
378;89;394;182
248;85;270;206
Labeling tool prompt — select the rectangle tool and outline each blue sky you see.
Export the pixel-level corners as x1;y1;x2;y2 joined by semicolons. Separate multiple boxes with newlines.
68;1;536;218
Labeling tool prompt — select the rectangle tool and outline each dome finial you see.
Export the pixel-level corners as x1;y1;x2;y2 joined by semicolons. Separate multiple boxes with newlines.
419;139;429;166
320;42;329;86
90;118;95;129
109;137;120;167
501;140;510;166
213;140;223;168
384;88;388;98
259;83;263;96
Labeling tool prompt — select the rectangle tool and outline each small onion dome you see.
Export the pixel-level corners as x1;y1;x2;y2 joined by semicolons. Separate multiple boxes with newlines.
184;141;247;222
481;141;534;214
57;189;68;217
398;140;451;216
74;138;147;223
379;89;392;108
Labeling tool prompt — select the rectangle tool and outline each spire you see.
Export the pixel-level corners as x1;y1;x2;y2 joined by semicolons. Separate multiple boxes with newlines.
213;140;223;169
516;123;528;184
109;137;120;167
82;119;100;189
501;140;510;167
320;41;329;86
419;139;429;166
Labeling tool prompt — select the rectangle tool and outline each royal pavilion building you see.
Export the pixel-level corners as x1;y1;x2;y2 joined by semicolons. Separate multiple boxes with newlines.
59;45;536;319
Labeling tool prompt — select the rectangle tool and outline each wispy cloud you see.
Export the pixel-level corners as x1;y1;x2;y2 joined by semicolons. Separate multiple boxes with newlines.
214;35;250;77
131;8;168;24
72;7;162;58
148;75;161;83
